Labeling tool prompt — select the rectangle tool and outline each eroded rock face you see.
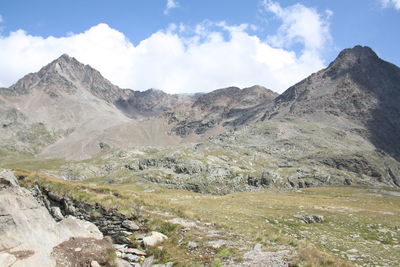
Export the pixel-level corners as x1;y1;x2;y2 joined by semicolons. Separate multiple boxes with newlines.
32;186;141;245
0;169;104;267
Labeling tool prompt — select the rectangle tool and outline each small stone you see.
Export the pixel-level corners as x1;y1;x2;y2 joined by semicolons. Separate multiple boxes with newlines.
153;263;174;267
91;260;101;267
124;248;147;256
48;191;63;202
293;214;324;224
187;241;198;248
205;239;226;249
74;247;82;252
168;218;197;228
122;254;139;262
347;249;358;253
254;243;262;251
116;259;132;267
142;256;154;267
135;233;146;240
122;231;133;235
114;244;127;250
51;207;64;221
122;220;140;231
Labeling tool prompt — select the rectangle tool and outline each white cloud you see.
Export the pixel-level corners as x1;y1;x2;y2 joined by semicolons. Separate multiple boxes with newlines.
164;0;179;15
380;0;400;9
263;0;331;53
0;2;332;94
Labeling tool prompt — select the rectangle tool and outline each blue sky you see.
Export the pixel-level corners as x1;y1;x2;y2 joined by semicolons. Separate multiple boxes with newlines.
0;0;399;93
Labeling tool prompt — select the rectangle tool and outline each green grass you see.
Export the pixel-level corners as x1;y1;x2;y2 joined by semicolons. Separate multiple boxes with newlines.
11;166;400;266
107;183;400;266
0;150;65;170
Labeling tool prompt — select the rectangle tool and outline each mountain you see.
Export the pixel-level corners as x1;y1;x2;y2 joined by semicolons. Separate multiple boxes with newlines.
169;85;278;137
0;54;276;159
2;46;400;267
66;45;399;193
259;45;400;160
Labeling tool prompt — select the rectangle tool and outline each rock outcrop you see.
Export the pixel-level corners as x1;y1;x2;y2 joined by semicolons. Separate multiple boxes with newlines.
31;185;142;245
0;169;107;267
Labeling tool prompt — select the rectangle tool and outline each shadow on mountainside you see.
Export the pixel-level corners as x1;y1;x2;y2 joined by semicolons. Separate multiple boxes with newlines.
349;51;400;162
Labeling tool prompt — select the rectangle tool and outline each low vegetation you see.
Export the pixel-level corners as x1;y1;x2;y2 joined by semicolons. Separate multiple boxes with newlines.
10;166;400;266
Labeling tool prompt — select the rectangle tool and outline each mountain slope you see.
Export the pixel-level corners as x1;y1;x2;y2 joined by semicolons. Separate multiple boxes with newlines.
169;85;278;137
0;54;277;159
260;45;400;159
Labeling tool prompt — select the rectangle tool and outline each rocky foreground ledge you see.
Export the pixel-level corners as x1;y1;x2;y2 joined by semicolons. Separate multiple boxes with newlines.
0;169;171;267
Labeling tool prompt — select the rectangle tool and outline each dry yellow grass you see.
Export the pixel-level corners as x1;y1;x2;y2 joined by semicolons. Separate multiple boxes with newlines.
14;169;400;266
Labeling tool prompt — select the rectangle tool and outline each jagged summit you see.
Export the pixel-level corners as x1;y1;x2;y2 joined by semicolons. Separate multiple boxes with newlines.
59;53;73;60
6;53;122;103
260;45;400;159
324;45;387;81
2;45;400;160
334;45;378;62
34;53;87;79
272;45;399;106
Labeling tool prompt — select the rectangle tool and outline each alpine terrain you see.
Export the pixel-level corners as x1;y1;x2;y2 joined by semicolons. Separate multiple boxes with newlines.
1;45;400;267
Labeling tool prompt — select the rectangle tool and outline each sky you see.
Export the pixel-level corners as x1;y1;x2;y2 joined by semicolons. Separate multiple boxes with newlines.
0;0;399;94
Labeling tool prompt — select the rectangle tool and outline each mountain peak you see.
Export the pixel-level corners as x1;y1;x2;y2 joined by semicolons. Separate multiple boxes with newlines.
338;45;377;59
327;45;379;71
337;45;379;62
58;53;73;60
47;53;83;69
7;54;122;103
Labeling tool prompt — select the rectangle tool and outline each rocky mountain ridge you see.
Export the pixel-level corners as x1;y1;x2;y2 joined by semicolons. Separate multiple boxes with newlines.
1;45;400;191
1;44;400;267
0;54;276;159
264;45;400;160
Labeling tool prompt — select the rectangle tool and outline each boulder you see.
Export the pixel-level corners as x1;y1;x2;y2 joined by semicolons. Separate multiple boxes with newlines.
122;220;139;231
51;207;64;221
143;231;168;248
123;248;146;256
116;258;133;267
294;214;324;224
0;169;18;188
205;239;226;249
187;241;198;248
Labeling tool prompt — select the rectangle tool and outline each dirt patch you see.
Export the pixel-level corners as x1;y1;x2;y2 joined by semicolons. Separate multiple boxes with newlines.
51;237;115;267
